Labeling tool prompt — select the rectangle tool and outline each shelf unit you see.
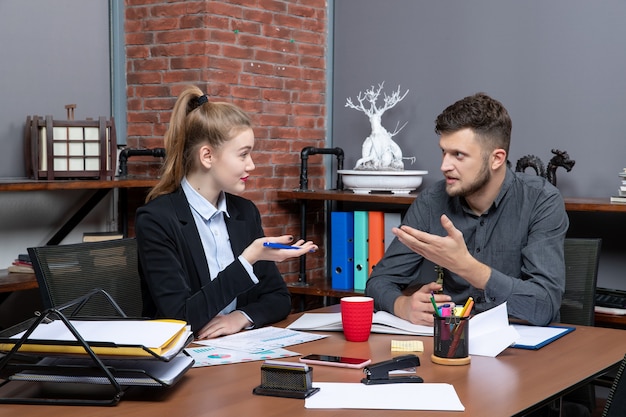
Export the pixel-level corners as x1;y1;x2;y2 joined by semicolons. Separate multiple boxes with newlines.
276;190;626;212
277;189;626;327
0;177;158;244
0;177;159;295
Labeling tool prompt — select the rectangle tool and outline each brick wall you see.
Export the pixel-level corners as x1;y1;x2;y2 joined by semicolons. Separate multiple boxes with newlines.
124;0;328;285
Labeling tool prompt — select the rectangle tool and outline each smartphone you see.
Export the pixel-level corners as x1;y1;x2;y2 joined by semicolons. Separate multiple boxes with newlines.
299;354;371;369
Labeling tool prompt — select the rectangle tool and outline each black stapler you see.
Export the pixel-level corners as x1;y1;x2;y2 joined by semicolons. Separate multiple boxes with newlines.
361;354;423;385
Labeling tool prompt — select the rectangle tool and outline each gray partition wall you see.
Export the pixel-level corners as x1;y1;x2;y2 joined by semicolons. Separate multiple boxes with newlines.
332;0;626;198
0;0;114;270
332;1;626;289
0;0;111;178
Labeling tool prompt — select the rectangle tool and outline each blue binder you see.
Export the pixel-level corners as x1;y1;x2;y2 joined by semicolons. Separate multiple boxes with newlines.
353;211;369;291
331;211;354;290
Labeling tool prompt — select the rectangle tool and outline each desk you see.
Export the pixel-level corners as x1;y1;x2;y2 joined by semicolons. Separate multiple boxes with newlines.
2;305;626;417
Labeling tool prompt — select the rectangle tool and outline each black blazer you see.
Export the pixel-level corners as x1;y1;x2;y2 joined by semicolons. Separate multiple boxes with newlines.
135;188;291;333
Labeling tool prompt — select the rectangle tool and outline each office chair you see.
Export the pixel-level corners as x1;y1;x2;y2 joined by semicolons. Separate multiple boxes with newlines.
560;238;602;326
28;238;143;318
602;353;626;417
559;238;602;415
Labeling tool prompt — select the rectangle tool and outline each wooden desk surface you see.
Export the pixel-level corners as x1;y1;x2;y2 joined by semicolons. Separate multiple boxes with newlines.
2;306;626;417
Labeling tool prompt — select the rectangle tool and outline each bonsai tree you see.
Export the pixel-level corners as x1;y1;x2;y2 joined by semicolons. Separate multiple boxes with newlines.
345;82;411;171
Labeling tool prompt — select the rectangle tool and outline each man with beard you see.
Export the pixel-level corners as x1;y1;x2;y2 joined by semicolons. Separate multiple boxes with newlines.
366;93;569;327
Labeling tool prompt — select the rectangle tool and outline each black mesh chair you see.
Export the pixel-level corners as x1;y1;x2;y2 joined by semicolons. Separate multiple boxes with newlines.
27;238;142;318
559;238;602;415
560;238;602;326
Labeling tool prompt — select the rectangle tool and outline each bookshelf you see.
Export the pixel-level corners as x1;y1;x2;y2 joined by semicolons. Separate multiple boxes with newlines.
0;177;158;244
0;178;159;298
276;190;626;212
277;189;626;328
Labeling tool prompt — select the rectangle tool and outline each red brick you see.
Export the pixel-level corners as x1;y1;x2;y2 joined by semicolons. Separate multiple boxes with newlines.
144;17;179;31
242;9;274;25
126;32;154;45
238;33;270;49
210;29;237;43
222;45;255;60
155;30;194;44
127;72;162;85
239;73;283;89
162;69;203;83
258;0;287;14
207;2;244;18
127;45;150;59
180;15;205;29
171;56;209;70
133;58;169;71
209;57;243;72
262;89;290;102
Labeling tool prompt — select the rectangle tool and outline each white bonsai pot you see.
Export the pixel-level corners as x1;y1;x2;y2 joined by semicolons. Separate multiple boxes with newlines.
338;170;428;194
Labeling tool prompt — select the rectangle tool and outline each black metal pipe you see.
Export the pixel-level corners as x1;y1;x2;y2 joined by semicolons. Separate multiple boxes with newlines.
117;147;166;177
296;147;344;286
299;147;344;190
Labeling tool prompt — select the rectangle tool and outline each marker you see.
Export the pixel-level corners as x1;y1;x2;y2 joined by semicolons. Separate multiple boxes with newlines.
440;304;451;317
430;292;441;317
263;242;300;250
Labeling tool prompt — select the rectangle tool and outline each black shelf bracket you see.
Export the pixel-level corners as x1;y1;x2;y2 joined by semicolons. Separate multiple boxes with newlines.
295;147;344;287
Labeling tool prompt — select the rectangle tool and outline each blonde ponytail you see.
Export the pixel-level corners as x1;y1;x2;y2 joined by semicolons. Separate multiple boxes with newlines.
146;86;252;202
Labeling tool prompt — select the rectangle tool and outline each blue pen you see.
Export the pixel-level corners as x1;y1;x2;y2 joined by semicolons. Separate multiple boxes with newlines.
263;242;300;250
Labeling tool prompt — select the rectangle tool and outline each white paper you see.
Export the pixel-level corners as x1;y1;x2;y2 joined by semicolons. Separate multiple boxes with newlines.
469;302;520;357
305;382;464;411
185;346;299;367
193;326;326;354
12;319;187;349
511;324;572;348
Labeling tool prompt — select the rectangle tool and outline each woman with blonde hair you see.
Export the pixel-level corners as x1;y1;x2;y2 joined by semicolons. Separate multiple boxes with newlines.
136;86;316;339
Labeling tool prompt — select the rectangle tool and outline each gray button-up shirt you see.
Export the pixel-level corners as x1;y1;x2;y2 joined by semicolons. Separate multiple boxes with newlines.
366;168;569;326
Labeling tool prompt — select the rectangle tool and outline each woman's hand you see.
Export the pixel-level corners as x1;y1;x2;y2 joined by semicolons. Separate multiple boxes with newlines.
196;311;251;339
241;235;318;264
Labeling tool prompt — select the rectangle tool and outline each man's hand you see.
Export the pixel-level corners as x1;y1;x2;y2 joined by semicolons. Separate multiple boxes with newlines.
393;214;491;289
196;311;251;339
394;282;452;325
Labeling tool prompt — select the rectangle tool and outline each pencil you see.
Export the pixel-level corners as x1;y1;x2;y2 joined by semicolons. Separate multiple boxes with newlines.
459;297;474;318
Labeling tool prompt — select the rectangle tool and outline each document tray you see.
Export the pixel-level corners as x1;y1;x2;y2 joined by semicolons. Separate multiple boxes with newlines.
0;291;193;406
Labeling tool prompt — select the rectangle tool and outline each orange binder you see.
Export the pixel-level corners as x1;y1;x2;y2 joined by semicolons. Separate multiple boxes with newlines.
368;211;385;275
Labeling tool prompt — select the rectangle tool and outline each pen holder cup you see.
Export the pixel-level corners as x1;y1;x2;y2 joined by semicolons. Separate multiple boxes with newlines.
431;315;471;366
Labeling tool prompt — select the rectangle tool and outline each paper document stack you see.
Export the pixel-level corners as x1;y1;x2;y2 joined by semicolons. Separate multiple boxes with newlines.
0;319;192;360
